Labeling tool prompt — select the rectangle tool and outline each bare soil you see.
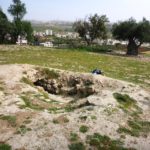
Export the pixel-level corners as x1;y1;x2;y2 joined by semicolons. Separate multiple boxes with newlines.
0;64;150;150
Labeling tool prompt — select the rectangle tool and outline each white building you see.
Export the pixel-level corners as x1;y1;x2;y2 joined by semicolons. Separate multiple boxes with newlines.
40;41;53;47
45;30;53;36
16;35;28;45
142;43;150;48
94;38;128;46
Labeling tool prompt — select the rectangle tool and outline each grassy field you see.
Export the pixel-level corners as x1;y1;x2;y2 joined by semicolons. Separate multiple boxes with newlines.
0;45;150;89
142;50;150;57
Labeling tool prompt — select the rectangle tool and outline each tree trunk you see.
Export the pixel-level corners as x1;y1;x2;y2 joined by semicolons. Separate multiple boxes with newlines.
127;39;139;56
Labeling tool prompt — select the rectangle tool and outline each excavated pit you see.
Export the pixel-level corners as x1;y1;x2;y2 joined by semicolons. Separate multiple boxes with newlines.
34;74;96;98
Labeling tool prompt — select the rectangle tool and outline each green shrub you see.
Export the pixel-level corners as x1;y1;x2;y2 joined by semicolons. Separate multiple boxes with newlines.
86;133;132;150
117;120;150;137
16;125;32;136
79;125;89;133
113;93;139;110
0;143;11;150
70;132;79;142
68;142;85;150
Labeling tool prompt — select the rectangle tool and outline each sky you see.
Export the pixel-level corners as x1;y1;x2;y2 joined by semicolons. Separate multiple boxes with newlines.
0;0;150;22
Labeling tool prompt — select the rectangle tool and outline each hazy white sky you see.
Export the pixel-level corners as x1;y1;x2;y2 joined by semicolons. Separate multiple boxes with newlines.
0;0;150;22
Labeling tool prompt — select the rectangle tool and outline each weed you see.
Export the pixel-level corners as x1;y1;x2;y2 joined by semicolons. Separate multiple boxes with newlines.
16;125;31;136
68;142;85;150
117;120;150;137
23;119;31;124
79;116;87;121
48;107;63;113
39;68;59;79
104;106;118;116
0;87;4;91
0;143;11;150
0;81;4;91
38;88;49;99
91;115;97;120
113;93;136;109
21;77;34;86
52;119;59;124
86;133;134;150
113;93;142;116
0;115;16;127
79;125;89;133
70;132;79;142
117;127;139;137
23;71;27;74
64;105;74;112
20;96;43;110
144;97;150;100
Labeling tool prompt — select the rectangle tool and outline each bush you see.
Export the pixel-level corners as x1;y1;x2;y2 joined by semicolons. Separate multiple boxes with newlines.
68;142;85;150
79;125;89;133
0;143;11;150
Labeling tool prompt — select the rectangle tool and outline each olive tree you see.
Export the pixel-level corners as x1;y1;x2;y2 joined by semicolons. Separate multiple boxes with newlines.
112;18;150;55
73;14;109;45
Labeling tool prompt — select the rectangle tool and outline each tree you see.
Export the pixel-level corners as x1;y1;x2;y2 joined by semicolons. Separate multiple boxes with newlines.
73;20;90;45
0;8;12;43
8;0;33;43
22;21;33;43
89;14;108;42
8;0;26;21
112;18;150;55
73;14;109;45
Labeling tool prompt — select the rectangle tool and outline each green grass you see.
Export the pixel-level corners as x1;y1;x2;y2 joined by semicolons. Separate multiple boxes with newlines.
113;93;143;117
91;115;97;120
79;116;87;121
86;133;135;150
37;88;49;99
79;125;89;133
20;95;43;110
0;45;149;88
52;119;59;124
104;106;119;116
0;115;16;127
70;132;79;142
37;67;59;79
68;142;85;150
113;93;137;109
118;120;150;137
0;143;11;150
21;77;34;86
16;125;32;136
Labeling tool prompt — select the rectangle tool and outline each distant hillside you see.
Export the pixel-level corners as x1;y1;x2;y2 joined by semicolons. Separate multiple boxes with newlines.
30;20;74;32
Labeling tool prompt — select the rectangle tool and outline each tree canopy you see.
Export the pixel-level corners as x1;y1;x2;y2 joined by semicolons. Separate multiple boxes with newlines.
112;18;150;55
0;8;12;43
8;0;27;21
5;0;33;43
73;14;109;45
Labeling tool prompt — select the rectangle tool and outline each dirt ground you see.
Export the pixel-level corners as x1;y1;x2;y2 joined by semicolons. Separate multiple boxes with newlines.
0;64;150;150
